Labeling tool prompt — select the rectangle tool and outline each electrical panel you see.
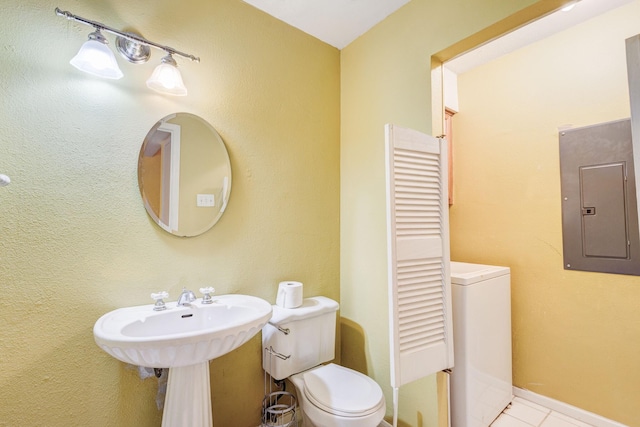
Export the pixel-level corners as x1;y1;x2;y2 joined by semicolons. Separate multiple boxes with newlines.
559;118;640;275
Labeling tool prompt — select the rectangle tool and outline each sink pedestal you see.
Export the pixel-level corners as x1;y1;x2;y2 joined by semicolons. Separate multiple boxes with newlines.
162;362;213;427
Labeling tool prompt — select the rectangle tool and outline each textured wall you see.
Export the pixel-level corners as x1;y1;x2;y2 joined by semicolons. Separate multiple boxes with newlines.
339;0;538;426
0;1;339;426
451;3;640;425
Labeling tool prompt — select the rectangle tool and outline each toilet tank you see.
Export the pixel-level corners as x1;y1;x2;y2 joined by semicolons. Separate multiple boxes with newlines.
262;296;339;380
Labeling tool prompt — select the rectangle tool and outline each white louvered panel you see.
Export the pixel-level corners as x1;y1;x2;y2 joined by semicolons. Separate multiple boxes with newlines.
386;123;453;388
397;260;445;352
394;152;441;241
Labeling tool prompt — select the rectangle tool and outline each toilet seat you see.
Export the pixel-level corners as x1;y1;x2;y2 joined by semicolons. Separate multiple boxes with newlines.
301;364;385;417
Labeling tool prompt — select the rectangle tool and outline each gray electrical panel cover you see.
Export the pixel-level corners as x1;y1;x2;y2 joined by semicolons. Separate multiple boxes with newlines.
559;118;640;275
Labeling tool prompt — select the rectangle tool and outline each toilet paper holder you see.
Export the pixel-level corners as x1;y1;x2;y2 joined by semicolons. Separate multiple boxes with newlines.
265;345;290;361
262;347;297;427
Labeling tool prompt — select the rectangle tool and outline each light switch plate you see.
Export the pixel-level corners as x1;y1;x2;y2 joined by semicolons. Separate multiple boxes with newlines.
197;194;215;207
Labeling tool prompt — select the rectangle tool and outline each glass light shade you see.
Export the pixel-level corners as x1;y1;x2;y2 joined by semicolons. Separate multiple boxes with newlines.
70;39;124;80
146;60;187;96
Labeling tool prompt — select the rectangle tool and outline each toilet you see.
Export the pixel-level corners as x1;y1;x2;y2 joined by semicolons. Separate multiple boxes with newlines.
262;296;386;427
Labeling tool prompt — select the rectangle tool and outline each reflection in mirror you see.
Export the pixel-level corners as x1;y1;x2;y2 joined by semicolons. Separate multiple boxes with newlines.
138;113;231;237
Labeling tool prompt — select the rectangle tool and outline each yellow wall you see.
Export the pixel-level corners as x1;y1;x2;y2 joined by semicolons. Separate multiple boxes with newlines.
0;1;339;426
339;1;543;426
451;2;640;425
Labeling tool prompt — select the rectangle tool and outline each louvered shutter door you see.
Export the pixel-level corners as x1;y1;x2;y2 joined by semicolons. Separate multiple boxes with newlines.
385;124;454;388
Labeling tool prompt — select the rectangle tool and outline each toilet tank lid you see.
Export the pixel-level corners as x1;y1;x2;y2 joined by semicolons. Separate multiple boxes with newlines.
269;296;339;326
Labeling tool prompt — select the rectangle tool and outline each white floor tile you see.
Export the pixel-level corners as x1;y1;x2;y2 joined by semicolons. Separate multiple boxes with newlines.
544;411;594;427
491;413;536;427
504;400;550;425
513;396;552;414
489;398;598;427
540;414;580;427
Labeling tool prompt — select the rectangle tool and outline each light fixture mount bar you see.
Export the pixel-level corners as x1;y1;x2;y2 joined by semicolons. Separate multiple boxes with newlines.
55;7;200;63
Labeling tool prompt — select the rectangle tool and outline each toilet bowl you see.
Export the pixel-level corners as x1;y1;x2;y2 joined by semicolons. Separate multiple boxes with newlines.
290;363;385;427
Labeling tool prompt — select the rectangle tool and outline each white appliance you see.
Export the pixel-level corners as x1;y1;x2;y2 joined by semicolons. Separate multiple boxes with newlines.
450;262;513;427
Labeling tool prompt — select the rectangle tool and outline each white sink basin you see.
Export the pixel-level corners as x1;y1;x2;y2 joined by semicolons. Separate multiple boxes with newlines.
94;294;272;368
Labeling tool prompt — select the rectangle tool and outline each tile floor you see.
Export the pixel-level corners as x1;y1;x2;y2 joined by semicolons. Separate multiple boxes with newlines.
490;397;595;427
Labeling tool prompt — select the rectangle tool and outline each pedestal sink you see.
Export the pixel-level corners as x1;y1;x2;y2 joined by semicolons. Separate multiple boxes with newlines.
94;294;272;427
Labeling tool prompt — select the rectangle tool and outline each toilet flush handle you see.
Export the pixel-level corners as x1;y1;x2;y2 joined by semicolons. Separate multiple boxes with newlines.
268;320;290;335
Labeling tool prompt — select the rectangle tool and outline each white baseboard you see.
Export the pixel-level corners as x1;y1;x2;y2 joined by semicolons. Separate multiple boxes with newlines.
513;387;628;427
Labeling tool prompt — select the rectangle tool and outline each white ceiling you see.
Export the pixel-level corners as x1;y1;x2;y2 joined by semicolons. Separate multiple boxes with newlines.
446;0;635;74
243;0;634;60
242;0;411;49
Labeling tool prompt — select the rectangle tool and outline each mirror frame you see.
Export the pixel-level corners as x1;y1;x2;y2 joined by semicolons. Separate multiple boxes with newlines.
138;113;232;237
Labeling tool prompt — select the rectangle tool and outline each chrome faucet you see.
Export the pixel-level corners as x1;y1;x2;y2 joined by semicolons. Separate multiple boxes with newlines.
177;288;197;306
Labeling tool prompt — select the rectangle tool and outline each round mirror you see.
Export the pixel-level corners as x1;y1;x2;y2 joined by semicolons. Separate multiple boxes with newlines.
138;113;232;237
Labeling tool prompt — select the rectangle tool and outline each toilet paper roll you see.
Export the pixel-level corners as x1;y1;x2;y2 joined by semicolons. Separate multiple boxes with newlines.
276;281;303;308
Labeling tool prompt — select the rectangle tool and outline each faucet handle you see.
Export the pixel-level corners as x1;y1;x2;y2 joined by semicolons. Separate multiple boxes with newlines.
151;291;169;311
199;287;215;304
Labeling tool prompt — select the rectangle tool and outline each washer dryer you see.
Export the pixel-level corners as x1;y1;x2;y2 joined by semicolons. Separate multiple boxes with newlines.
450;262;513;427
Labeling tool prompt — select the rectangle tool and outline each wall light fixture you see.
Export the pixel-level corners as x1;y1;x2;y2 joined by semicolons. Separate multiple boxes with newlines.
55;7;200;96
70;29;123;79
146;54;188;96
